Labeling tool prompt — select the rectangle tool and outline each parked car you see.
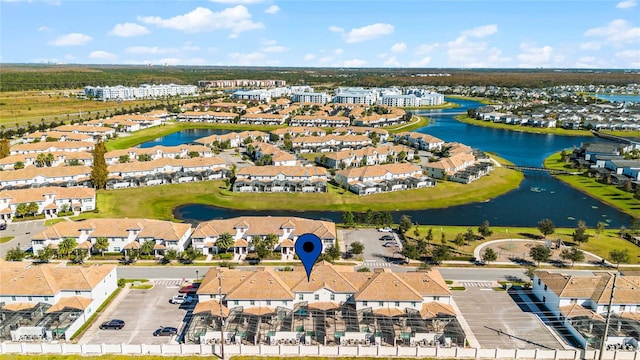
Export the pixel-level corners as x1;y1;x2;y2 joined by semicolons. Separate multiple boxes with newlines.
383;241;397;248
178;283;200;294
169;295;193;304
380;235;394;241
0;223;6;230
153;326;178;337
99;319;125;330
378;227;393;233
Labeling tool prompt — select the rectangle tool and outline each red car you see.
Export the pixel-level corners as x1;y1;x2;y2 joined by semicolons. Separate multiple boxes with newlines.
178;283;200;294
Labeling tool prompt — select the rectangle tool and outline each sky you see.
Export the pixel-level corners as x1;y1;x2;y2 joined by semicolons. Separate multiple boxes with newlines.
1;0;639;68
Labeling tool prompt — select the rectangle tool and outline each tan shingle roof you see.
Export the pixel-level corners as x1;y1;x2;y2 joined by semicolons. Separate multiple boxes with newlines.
192;216;336;241
193;299;229;317
0;187;95;205
336;163;422;180
354;270;424;301
559;304;604;321
0;166;92;182
45;296;93;313
420;302;456;319
225;268;294;301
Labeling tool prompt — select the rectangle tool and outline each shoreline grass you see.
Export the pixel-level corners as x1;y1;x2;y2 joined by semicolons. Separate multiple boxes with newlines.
543;150;640;219
404;101;460;110
455;115;595;137
74;167;523;221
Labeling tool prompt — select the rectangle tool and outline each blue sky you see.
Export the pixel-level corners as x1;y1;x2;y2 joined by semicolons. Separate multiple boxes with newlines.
1;0;639;68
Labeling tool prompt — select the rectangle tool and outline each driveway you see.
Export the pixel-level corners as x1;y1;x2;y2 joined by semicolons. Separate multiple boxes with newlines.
0;219;47;258
82;279;195;345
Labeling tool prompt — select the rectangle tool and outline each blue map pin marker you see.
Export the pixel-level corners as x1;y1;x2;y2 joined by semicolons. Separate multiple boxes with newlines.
295;233;323;281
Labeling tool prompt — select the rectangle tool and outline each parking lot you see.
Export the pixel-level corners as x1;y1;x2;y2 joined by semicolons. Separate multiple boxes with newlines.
82;280;194;345
339;228;404;265
452;287;564;349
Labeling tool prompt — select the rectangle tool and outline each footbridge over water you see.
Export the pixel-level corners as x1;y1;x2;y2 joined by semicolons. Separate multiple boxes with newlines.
503;165;582;175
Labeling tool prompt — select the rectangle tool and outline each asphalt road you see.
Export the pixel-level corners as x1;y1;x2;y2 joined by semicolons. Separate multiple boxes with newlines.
0;220;47;258
117;266;594;282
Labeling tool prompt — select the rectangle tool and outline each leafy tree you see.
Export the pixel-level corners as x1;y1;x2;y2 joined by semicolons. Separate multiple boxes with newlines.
324;244;341;262
399;214;412;234
5;246;26;261
357;267;370;272
609;249;630;269
478;220;493;237
524;266;537;283
253;238;271;259
118;155;130;163
441;231;446;245
216;232;234;253
58;237;77;258
398;151;407;162
595;221;606;238
482;248;497;264
263;233;279;256
188;151;200;158
181;247;199;264
413;223;421;238
0;138;10;158
560;248;584;267
537;219;555;239
94;237;109;256
426;228;433;246
27;202;39;216
350;241;364;255
37;247;55;263
453;233;465;248
70;249;88;264
342;211;355;227
90;140;108;189
141;240;155;256
162;249;178;263
464;228;475;245
431;245;449;265
36;153;47;167
14;161;25;170
572;220;589;246
529;245;551;266
137;154;152;162
401;243;420;260
15;203;28;218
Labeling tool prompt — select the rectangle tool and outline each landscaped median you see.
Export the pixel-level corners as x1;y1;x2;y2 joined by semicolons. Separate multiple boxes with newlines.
74;166;523;221
544;150;640;218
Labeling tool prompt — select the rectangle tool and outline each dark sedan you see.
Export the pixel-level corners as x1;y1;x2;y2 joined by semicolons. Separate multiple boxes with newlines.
99;319;125;330
153;326;178;336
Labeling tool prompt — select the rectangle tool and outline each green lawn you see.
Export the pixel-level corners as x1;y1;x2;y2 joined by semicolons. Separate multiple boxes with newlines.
76;167;522;221
0;236;15;244
455;115;594;137
544;151;640;218
385;115;430;133
44;218;68;226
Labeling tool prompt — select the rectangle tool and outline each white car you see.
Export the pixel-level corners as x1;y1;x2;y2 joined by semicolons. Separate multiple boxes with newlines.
378;227;393;233
169;295;193;304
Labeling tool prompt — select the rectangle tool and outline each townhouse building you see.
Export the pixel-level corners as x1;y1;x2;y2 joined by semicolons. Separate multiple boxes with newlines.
233;166;327;193
85;113;165;131
335;163;434;195
190;216;336;258
0;261;117;341
316;144;413;169
104;145;213;164
270;127;327;140
423;152;480;183
106;157;227;189
30;218;192;256
292;135;372;153
533;271;640;350
253;143;297;166
0;151;93;170
0;186;95;222
352;110;407;127
194;131;269;149
394;132;445;151
21;131;94;144
10;141;94;155
178;111;237;123
52;125;116;141
0;166;92;189
332;127;390;142
239;113;287;125
289;115;351;128
191;263;457;346
290;92;332;104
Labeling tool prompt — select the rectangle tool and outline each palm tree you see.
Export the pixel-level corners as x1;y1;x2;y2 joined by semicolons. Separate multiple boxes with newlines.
264;233;279;256
94;237;109;256
58;237;78;258
216;232;234;254
141;240;155;256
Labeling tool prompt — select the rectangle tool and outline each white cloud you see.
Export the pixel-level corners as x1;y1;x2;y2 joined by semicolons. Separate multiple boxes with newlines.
343;59;367;67
345;23;394;43
615;49;640;59
574;56;601;68
228;52;266;65
584;19;640;44
48;33;92;46
264;5;279;14
580;41;601;50
109;23;150;37
383;56;401;67
317;56;334;65
447;36;488;66
329;25;344;33
334;48;343;55
126;46;175;54
38;26;51;32
485;47;512;66
262;45;287;52
517;42;554;67
303;54;315;62
89;50;117;60
210;0;262;3
139;6;264;35
461;24;498;38
616;0;636;8
390;42;406;53
409;57;432;67
416;43;439;55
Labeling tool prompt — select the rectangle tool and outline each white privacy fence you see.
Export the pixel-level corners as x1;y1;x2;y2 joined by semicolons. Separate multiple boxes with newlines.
1;342;640;359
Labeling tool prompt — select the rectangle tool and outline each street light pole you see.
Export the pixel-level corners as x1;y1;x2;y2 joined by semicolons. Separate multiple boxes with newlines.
196;270;199;283
218;273;225;360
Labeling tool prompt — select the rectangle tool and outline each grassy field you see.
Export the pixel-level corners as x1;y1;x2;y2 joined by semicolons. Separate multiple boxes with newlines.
0;90;170;127
405;224;640;264
0;236;15;244
455;115;594;137
385;115;430;133
75;167;522;221
544;151;640;218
